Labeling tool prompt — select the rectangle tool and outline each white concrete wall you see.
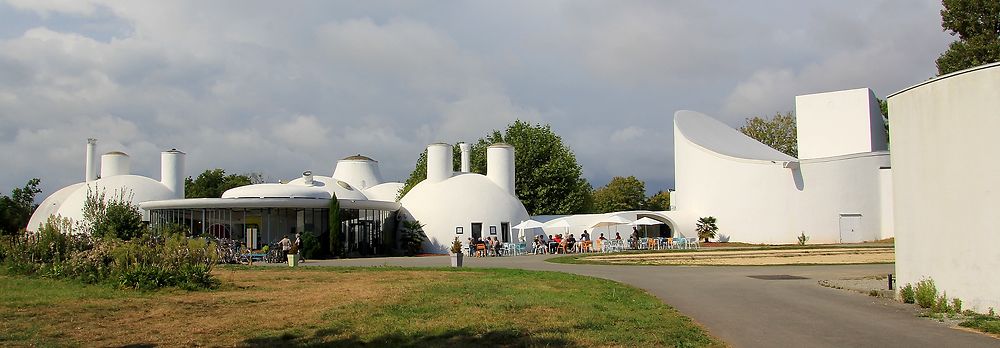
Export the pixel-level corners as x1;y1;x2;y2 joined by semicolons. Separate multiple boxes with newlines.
796;88;888;159
674;110;889;244
889;63;1000;313
878;168;894;240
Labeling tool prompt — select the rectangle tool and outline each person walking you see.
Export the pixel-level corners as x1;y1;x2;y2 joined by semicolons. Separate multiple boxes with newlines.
278;234;292;258
294;233;303;262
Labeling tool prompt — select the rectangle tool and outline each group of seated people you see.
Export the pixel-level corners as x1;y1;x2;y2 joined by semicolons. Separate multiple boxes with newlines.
466;236;505;257
530;230;622;254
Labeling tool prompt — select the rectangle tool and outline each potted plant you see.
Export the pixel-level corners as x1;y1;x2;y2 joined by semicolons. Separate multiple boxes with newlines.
287;244;300;267
450;237;464;268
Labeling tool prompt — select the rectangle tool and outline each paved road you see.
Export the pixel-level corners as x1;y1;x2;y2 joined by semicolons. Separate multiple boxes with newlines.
291;255;997;347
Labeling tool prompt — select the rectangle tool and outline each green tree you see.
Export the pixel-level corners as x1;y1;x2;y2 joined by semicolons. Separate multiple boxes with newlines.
399;120;592;215
328;194;342;258
696;216;718;243
647;190;671;211
0;178;42;235
591;176;648;213
936;0;1000;75
739;112;797;158
184;169;258;198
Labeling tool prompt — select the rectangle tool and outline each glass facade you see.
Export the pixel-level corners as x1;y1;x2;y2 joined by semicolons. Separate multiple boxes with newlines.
149;207;397;257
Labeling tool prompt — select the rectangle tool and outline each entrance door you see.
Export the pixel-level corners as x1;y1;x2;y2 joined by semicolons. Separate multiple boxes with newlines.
501;222;510;242
839;214;863;243
471;223;483;240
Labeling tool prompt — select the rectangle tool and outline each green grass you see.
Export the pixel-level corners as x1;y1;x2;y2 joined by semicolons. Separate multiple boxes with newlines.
959;313;1000;335
0;266;722;347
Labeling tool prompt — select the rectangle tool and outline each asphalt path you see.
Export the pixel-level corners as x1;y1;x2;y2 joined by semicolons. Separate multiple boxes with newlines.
289;254;997;347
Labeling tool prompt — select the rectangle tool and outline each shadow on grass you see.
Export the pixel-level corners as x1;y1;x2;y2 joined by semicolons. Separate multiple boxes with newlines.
240;327;579;347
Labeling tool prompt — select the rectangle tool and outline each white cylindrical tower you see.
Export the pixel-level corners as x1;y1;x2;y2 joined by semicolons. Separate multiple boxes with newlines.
486;143;515;195
100;151;131;178
459;142;471;173
332;155;384;189
426;143;453;182
85;138;98;182
160;149;185;199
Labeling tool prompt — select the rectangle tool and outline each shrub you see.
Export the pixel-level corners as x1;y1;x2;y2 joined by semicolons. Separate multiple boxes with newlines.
300;232;321;259
82;189;145;240
696;216;718;243
952;298;963;313
933;292;950;313
797;232;809;246
915;278;937;309
900;284;915;304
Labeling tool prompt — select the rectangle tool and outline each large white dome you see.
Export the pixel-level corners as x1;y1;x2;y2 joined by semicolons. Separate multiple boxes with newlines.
283;176;369;200
37;175;176;229
400;173;529;254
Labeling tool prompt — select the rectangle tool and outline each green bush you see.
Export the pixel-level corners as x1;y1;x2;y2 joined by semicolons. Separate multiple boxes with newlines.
933;292;950;313
81;189;145;240
952;298;963;313
300;232;322;259
915;278;937;309
900;284;915;304
399;220;427;256
2;210;218;291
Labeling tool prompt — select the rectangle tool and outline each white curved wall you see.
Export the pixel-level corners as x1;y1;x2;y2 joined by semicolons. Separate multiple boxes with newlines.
400;173;528;254
26;183;85;231
674;111;890;244
889;62;1000;313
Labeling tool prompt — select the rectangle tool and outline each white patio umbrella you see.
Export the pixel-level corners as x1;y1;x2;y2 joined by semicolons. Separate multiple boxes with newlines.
545;219;572;236
513;219;545;241
629;217;664;237
590;215;632;236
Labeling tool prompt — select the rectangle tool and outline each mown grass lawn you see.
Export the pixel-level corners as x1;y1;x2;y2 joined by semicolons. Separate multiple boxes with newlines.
1;266;722;347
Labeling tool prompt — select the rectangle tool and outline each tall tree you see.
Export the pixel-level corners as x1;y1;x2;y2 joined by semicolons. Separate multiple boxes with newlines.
739;112;798;158
184;169;258;198
591;176;648;213
936;0;1000;75
0;178;42;235
647;190;671;211
399;120;592;215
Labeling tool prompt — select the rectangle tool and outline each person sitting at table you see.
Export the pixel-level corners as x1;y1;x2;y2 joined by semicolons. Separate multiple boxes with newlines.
475;237;487;257
491;237;503;256
614;232;622;240
598;233;607;241
580;230;590;241
532;235;546;254
547;235;559;254
566;234;576;253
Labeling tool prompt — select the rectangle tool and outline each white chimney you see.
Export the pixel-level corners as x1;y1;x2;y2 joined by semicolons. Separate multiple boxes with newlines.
85;138;98;182
302;171;314;186
100;151;130;178
459;142;471;173
161;149;185;199
426;143;453;182
486;143;515;195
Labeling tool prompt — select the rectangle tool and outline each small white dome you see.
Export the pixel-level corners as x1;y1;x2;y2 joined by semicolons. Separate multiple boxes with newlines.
400;173;529;253
222;183;332;199
363;182;404;202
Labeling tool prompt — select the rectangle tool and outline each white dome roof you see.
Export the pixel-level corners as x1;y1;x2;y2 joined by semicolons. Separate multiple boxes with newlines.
26;182;84;231
400;173;528;253
222;183;332;199
51;175;175;228
284;176;369;200
363;182;404;202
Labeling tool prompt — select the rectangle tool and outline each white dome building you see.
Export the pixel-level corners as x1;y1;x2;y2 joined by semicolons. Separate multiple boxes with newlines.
139;155;403;256
27;139;185;232
399;143;529;253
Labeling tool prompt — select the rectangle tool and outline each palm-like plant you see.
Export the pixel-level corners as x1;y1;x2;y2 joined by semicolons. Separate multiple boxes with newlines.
400;220;427;256
696;216;718;243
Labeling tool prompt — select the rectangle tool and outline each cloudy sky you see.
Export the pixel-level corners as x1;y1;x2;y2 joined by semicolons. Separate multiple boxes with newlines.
0;0;952;198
